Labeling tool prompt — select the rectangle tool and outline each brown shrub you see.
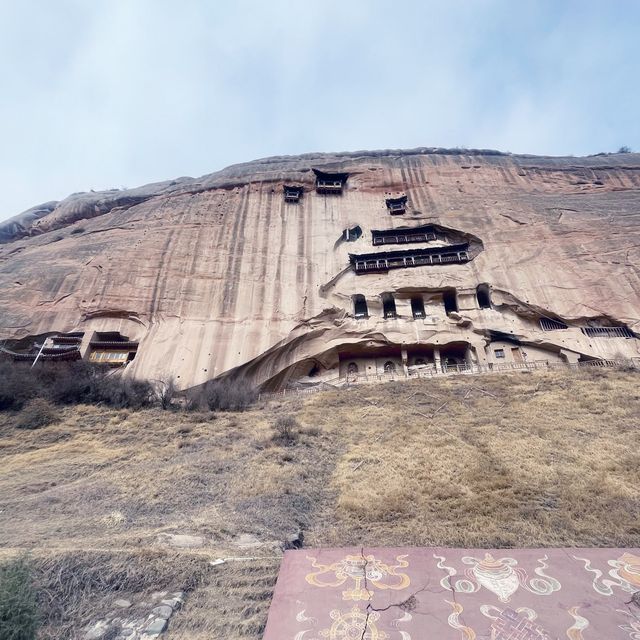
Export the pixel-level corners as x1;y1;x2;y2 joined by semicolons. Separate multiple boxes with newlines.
15;399;59;430
0;362;38;410
272;415;299;445
192;378;258;412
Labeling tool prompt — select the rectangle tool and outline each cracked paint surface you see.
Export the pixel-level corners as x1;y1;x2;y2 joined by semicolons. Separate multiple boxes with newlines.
263;547;640;639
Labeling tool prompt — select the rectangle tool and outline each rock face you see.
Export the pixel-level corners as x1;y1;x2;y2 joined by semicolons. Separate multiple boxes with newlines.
1;148;640;390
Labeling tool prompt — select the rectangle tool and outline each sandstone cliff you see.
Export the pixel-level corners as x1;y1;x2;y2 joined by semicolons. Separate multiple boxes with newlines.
1;148;639;389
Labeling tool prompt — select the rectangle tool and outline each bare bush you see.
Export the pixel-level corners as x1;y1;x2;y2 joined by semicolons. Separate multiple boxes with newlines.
15;398;59;430
0;362;158;412
156;377;177;410
201;378;257;412
0;363;258;414
96;377;156;410
184;391;206;412
272;415;299;445
45;361;97;404
0;362;38;410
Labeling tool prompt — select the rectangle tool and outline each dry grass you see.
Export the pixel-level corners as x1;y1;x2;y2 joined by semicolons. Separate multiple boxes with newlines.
0;368;639;638
31;549;213;639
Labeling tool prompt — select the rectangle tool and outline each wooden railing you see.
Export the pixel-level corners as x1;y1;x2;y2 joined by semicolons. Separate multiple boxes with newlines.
260;358;640;397
354;250;469;273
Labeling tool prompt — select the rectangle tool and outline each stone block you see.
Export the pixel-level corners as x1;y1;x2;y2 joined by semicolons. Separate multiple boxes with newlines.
160;598;181;610
84;620;110;639
152;605;173;619
145;618;167;634
114;599;132;608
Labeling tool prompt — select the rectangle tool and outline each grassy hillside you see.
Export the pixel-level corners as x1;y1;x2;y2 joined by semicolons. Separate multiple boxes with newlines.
1;368;639;638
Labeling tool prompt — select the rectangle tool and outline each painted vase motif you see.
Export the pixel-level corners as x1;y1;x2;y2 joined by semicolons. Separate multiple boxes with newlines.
470;554;521;603
435;553;561;603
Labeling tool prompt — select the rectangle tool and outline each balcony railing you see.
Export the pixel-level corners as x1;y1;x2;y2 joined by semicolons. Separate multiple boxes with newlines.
353;250;469;273
372;232;437;246
540;318;569;331
316;180;343;193
580;326;634;338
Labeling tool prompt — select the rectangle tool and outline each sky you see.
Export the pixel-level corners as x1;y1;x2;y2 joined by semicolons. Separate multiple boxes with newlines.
1;0;639;220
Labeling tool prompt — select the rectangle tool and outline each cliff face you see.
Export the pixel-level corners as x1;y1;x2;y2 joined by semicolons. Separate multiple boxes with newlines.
1;148;640;389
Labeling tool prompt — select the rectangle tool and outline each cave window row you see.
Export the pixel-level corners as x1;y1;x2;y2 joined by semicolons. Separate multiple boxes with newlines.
352;292;457;320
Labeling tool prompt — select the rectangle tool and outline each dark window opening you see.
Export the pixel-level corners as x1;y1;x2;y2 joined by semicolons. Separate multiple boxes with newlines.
384;361;396;373
284;185;303;203
343;225;362;242
494;348;505;358
443;289;458;315
371;225;437;246
386;195;407;215
381;293;397;319
411;297;426;319
347;362;359;375
476;283;491;309
540;318;568;331
353;294;368;319
94;331;129;342
313;169;348;194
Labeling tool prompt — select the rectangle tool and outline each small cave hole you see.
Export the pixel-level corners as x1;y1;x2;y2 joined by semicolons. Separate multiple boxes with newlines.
342;225;362;242
476;283;491;309
352;294;368;319
381;292;397;319
411;297;426;319
443;289;458;315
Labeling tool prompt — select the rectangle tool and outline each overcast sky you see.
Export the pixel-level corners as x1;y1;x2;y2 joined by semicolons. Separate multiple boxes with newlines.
1;0;639;220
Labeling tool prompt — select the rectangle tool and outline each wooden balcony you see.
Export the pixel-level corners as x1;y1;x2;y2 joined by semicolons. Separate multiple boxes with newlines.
350;244;470;274
372;225;438;247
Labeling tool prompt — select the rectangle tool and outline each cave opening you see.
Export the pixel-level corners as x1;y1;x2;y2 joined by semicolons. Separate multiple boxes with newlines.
443;289;458;315
381;292;397;319
385;195;407;215
352;294;369;319
476;283;491;309
540;318;568;331
411;297;426;319
342;225;362;242
283;185;303;203
314;169;348;194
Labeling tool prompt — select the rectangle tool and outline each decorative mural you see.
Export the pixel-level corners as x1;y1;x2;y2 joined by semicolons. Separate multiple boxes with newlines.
573;551;640;595
264;548;640;640
434;552;561;602
305;553;411;601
